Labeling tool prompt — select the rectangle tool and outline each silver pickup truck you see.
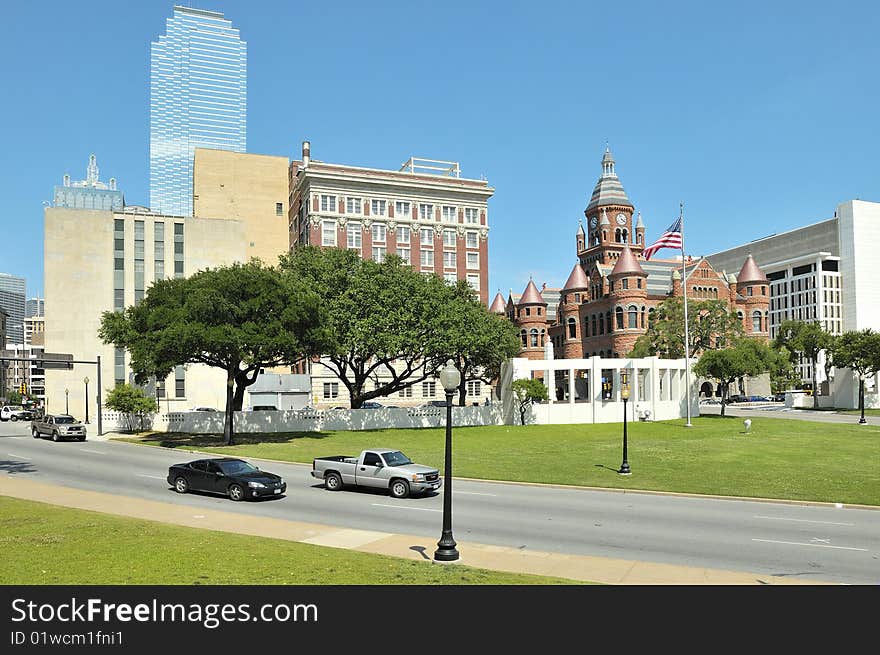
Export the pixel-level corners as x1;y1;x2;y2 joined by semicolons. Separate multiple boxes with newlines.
31;414;87;442
311;448;441;498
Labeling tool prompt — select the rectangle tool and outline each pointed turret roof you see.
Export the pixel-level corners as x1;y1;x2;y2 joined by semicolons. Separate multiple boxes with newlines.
736;254;768;285
576;219;585;236
635;211;644;228
518;278;547;305
489;292;506;314
610;245;646;277
562;263;589;291
586;147;633;212
599;207;610;226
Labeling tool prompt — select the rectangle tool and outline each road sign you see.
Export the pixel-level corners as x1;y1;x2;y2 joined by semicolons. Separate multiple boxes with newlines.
40;353;74;369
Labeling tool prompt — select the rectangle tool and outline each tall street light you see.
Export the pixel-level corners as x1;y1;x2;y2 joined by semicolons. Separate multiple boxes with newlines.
618;381;631;475
858;373;867;425
434;359;461;562
65;388;69;415
83;377;90;424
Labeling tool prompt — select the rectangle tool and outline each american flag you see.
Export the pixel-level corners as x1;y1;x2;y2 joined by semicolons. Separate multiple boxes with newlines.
642;217;683;260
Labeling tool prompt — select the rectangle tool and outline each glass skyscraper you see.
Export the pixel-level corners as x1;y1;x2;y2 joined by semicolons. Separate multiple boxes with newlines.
0;273;26;345
150;6;247;216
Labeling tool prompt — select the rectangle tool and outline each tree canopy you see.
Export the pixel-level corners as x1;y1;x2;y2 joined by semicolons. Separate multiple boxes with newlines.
99;260;329;444
773;319;834;408
832;329;880;414
630;297;744;358
104;383;156;433
510;378;549;425
279;246;506;408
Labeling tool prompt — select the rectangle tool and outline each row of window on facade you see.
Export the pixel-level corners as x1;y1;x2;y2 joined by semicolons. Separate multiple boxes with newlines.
321;221;482;250
322;379;482;400
114;219;184;311
318;196;482;224
588;229;642;247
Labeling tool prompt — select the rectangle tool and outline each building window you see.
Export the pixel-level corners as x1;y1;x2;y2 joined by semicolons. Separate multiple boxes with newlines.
529;328;539;347
346;197;362;214
520;329;527;347
622;278;629;290
568;317;577;339
467;380;481;396
615;307;624;330
275;202;284;216
398;386;413;398
323;382;339;399
467;274;480;291
347;223;362;249
444;272;458;284
371;223;386;242
372;246;386;263
154;221;165;281
591;314;597;336
420;249;434;268
322;220;337;246
442;205;457;222
175;365;185;398
443;251;456;269
466;252;479;269
422;381;437;398
371;199;386;216
419;228;434;245
397;247;410;264
395;201;410;218
442;229;456;248
321;195;336;212
752;311;762;332
747;286;753;296
156;379;165;399
628;305;638;329
396;226;410;243
419;203;434;220
466;231;478;248
465;208;479;224
173;223;184;279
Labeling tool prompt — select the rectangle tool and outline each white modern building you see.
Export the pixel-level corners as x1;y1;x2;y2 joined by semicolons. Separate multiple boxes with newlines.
707;199;880;408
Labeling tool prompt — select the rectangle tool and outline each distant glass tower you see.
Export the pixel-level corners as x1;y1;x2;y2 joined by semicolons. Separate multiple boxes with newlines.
150;6;247;216
0;273;26;345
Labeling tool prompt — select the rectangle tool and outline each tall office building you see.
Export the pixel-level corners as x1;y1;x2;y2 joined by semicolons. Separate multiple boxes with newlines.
25;297;44;318
150;6;247;216
0;273;26;345
53;154;124;211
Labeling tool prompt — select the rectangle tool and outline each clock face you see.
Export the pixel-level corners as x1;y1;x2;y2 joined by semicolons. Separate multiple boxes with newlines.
616;213;627;225
589;216;598;228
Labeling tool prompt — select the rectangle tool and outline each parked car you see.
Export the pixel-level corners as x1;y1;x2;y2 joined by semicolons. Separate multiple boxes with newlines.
1;405;34;422
359;401;384;409
773;392;786;402
726;394;746;404
311;449;440;498
417;400;449;409
31;414;87;442
190;406;218;412
167;457;286;501
251;405;278;411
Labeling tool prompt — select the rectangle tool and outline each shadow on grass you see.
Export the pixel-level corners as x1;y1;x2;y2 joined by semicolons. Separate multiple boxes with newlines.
132;431;336;449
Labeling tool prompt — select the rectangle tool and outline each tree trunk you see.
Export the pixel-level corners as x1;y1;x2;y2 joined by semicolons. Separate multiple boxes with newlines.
811;355;819;409
720;382;727;417
458;379;467;407
223;370;235;446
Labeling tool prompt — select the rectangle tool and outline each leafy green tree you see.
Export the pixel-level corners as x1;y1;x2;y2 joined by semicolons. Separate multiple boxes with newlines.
694;338;775;417
629;297;744;358
769;345;800;394
774;319;834;409
510;378;549;425
279;247;478;408
7;390;22;405
440;281;521;406
99;260;329;445
104;383;157;433
831;329;880;418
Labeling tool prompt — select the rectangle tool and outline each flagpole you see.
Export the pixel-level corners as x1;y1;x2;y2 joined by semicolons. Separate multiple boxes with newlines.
680;201;693;427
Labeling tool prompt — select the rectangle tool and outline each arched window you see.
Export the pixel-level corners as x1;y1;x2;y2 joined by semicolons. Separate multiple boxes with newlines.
537;308;542;316
636;233;642;244
752;311;761;332
737;311;744;323
520;330;527;347
530;328;539;347
622;229;628;243
615;307;624;330
615;228;621;243
641;306;646;328
567;317;577;339
628;305;638;329
602;230;607;242
592;314;598;336
584;317;590;337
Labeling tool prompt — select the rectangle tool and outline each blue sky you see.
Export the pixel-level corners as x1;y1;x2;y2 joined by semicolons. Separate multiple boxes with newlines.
1;0;878;300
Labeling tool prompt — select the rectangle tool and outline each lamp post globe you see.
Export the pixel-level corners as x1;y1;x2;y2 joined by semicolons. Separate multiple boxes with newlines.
618;385;631;475
434;359;461;562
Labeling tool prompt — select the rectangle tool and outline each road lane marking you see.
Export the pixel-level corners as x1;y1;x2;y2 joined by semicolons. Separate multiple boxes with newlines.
78;449;105;455
752;538;867;552
371;503;441;513
454;491;497;497
136;474;165;480
6;453;28;460
754;515;854;526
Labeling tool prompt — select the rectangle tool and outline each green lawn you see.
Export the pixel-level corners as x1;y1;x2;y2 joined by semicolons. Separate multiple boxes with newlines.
836;408;880;417
0;497;580;585
117;415;880;506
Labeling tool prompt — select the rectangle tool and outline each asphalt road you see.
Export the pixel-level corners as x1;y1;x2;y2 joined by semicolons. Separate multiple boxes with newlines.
2;421;878;584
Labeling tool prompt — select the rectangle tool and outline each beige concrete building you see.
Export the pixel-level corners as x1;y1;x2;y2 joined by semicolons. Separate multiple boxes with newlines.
44;207;247;420
193;148;290;268
24;316;44;346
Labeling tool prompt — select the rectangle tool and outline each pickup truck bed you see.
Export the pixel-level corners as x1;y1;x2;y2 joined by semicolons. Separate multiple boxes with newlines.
311;449;441;499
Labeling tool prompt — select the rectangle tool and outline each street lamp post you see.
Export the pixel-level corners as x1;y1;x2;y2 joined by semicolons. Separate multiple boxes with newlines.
858;374;866;425
618;384;631;475
65;388;69;415
83;377;90;424
434;359;461;562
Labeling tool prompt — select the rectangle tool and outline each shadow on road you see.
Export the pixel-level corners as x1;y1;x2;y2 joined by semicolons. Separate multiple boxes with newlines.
0;459;36;475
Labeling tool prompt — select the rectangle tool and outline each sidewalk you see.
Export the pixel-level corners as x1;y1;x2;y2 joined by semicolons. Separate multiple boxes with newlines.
0;476;828;585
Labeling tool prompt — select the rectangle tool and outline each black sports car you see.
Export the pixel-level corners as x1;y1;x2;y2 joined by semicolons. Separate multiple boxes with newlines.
167;457;286;501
